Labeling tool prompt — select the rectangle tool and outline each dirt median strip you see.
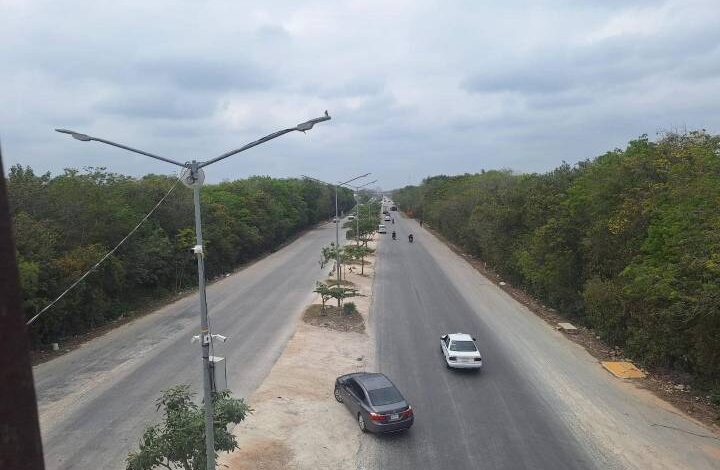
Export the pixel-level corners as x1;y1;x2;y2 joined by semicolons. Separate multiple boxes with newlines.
220;240;377;470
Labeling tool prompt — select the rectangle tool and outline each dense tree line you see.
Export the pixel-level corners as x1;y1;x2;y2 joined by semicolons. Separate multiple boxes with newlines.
395;131;720;388
8;165;354;346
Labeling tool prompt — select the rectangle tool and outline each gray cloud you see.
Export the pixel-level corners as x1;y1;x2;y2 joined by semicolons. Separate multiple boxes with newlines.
1;0;719;189
136;57;275;92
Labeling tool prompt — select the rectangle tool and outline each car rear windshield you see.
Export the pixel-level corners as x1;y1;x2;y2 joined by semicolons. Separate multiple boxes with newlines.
367;386;403;406
450;340;477;352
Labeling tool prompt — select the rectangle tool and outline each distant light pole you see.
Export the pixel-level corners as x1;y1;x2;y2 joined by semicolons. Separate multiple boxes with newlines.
302;173;369;284
341;179;377;246
56;111;331;470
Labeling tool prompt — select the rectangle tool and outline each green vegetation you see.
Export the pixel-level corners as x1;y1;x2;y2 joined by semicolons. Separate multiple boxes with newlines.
314;281;359;309
344;245;374;275
8;165;354;346
126;385;250;470
343;302;358;315
344;199;381;245
395;131;720;388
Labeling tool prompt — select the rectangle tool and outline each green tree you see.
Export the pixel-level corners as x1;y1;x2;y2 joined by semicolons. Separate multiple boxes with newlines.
393;130;720;387
126;385;250;470
344;245;374;275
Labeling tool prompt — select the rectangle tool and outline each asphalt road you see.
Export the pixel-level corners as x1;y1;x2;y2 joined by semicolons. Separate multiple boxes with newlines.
34;222;341;470
360;214;720;470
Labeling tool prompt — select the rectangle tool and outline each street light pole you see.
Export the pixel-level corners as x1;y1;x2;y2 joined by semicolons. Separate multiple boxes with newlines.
334;186;340;284
56;112;331;470
189;160;215;466
340;179;376;246
302;173;370;285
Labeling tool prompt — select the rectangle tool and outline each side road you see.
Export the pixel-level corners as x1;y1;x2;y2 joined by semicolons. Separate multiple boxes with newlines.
221;239;378;469
34;222;341;470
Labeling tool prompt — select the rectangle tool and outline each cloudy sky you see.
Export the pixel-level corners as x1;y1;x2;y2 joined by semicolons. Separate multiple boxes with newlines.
2;0;719;189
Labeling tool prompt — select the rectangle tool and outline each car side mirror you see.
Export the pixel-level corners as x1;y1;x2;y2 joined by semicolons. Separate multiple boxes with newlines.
472;337;477;341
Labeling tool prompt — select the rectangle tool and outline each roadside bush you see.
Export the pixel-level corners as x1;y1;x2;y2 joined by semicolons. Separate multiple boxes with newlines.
343;302;358;315
126;385;250;470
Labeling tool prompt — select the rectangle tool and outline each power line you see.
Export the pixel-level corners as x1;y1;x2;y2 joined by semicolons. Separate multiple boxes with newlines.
26;177;182;326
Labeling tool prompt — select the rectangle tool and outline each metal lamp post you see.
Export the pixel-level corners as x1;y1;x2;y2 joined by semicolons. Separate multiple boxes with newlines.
55;111;331;470
302;173;369;284
341;179;376;246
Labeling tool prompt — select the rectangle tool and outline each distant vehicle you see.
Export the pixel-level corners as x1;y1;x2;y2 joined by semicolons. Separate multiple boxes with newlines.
348;215;355;220
334;372;414;433
440;333;482;369
333;217;338;223
384;215;391;221
378;224;387;234
382;210;389;215
390;205;397;211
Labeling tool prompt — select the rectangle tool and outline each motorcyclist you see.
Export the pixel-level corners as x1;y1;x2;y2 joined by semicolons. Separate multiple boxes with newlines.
392;218;395;224
392;231;397;240
408;233;414;243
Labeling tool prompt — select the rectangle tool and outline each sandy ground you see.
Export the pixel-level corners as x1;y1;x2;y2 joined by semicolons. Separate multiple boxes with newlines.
220;240;377;470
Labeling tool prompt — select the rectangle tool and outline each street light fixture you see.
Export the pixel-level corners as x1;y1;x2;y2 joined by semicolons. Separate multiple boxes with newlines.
55;111;331;470
301;173;370;285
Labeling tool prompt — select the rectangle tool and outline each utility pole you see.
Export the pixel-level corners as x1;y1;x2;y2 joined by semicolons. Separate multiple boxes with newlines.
344;179;376;246
302;173;370;285
56;112;331;470
188;161;215;465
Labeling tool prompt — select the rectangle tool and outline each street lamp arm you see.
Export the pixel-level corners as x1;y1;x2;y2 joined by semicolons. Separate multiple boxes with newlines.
200;127;296;168
339;173;371;186
200;112;331;169
341;179;377;190
55;129;186;167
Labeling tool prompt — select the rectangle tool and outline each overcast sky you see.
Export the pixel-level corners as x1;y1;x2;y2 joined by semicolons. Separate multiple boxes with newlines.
2;0;719;189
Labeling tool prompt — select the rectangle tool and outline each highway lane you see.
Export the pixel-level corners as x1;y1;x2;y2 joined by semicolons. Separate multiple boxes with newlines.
360;214;720;470
34;222;341;470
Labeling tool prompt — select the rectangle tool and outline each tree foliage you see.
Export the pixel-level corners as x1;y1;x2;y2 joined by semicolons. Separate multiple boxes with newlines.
314;281;359;309
7;166;354;346
126;385;250;470
395;131;720;386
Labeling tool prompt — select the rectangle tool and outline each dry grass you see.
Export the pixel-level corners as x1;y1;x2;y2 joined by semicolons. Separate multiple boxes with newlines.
302;304;365;333
324;278;356;287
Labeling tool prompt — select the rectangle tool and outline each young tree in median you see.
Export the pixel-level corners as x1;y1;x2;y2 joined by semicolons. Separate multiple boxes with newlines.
321;242;349;280
314;281;359;309
126;385;250;470
314;281;334;312
344;245;374;275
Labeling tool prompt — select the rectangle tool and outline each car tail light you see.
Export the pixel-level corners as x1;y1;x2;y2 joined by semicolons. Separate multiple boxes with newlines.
402;406;414;418
449;356;457;361
369;412;387;422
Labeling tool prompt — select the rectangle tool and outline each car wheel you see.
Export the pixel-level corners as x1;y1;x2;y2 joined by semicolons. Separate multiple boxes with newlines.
358;413;367;433
334;386;343;403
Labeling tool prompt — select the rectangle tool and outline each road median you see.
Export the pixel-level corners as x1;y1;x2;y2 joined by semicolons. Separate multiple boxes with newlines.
220;239;378;469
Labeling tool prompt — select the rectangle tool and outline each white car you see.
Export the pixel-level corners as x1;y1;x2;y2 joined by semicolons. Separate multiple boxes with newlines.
348;215;355;220
440;333;482;369
378;224;387;234
384;215;391;221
